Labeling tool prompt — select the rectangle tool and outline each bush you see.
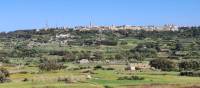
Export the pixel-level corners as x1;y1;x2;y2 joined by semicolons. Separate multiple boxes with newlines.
130;42;159;59
120;41;128;45
149;59;176;71
57;77;77;83
0;68;10;83
179;60;200;71
22;78;29;82
180;71;200;77
49;50;66;56
0;57;9;63
82;70;95;74
39;59;66;71
94;65;103;70
61;52;76;62
104;85;113;88
0;68;9;77
118;76;144;80
91;52;103;60
19;71;29;74
77;51;91;60
105;68;115;70
115;54;126;60
79;66;90;69
100;40;118;46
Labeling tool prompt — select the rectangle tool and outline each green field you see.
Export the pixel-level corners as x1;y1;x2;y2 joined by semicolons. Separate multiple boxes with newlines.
0;64;200;88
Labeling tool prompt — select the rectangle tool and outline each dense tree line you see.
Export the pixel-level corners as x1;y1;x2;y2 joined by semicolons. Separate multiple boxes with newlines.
179;60;200;71
149;59;176;71
130;42;159;60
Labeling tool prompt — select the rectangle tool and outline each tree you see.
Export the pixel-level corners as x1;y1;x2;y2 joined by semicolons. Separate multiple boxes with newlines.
10;42;39;59
175;41;184;51
120;41;128;45
150;59;176;71
61;52;76;62
78;51;91;60
179;60;200;71
39;59;66;71
0;68;10;83
131;52;144;61
0;57;9;63
92;51;103;60
115;54;126;60
130;42;158;59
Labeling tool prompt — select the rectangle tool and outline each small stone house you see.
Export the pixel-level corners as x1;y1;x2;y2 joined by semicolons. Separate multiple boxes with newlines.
125;64;136;71
134;63;151;70
125;63;151;71
79;59;89;64
0;62;2;66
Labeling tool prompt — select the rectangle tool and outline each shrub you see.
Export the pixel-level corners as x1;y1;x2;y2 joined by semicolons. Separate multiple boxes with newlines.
115;54;126;60
100;40;118;46
0;68;10;83
61;52;76;62
94;65;103;70
79;66;90;69
149;59;176;71
19;71;29;74
49;50;66;56
180;71;200;77
106;68;115;70
118;76;144;80
39;59;66;71
71;67;80;71
22;78;29;82
104;85;113;88
179;60;200;71
77;51;91;60
120;41;128;45
0;68;9;77
91;52;103;60
82;70;95;74
130;42;159;59
57;77;77;83
0;57;9;63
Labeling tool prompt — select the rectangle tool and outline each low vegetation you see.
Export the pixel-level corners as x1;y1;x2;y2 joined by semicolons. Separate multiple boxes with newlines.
39;59;66;71
0;27;200;87
180;71;200;77
0;68;10;83
118;76;145;80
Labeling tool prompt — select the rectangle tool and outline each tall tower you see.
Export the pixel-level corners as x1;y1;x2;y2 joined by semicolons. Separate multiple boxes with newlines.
45;20;49;30
90;20;92;28
89;16;93;28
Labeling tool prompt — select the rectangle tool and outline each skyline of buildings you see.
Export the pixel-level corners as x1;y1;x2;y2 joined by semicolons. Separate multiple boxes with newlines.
2;23;197;33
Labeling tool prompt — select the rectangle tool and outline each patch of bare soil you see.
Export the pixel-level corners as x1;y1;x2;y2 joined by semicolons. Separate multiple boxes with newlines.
123;84;200;88
182;85;200;88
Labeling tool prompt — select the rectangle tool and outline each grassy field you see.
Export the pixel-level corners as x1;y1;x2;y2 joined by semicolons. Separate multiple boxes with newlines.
1;38;200;88
1;64;200;88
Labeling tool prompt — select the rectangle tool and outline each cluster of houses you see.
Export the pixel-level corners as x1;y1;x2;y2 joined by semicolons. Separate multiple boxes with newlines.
78;59;151;71
74;24;179;31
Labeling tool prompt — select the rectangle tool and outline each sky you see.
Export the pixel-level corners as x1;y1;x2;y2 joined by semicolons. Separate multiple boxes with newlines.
0;0;200;32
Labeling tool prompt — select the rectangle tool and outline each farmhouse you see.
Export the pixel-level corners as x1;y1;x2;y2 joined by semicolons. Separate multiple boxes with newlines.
125;64;136;71
126;63;151;71
78;59;89;64
134;63;151;70
175;51;188;56
0;62;2;66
